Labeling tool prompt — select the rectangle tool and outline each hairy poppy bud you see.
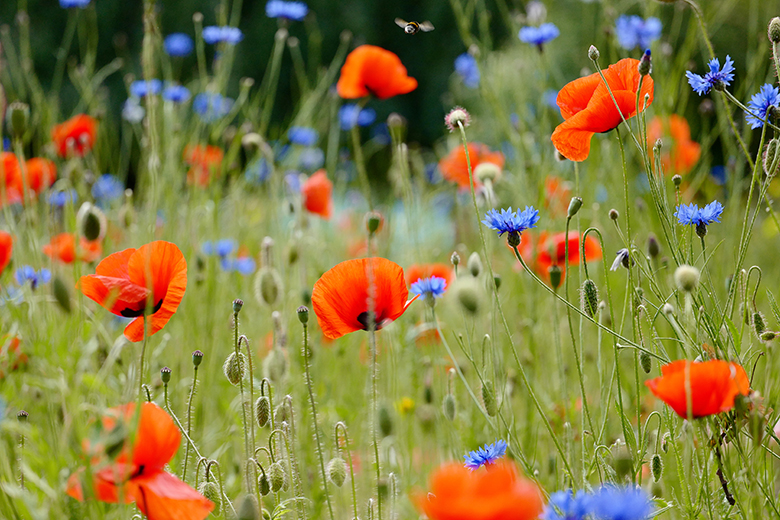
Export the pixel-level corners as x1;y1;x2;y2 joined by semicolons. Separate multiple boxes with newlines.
273;402;288;425
761;330;777;342
467;252;482;277
160;366;171;384
53;276;72;313
753;312;766;339
263;347;288;385
365;211;383;235
453;277;482;315
640;351;652;374
608;208;619;221
763;139;779;178
768;17;780;43
259;471;271;495
192;350;204;367
223;352;246;385
481;380;497;416
327;457;348;487
269;462;286;493
442;394;456;421
255;268;282;307
651;454;663;482
237;494;259;520
548;265;562;289
233;298;244;313
198;481;221;511
450;251;460;267
581;279;599;318
587;45;600;61
77;202;107;242
256;396;270;427
378;404;393;437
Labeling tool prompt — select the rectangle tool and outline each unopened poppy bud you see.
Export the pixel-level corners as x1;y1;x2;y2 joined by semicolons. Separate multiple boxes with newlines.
387;112;406;129
160;366;171;384
763;139;779;177
454;277;482;315
567;197;583;218
768;17;780;43
327;457;348;487
647;233;660;258
662;303;675;317
445;106;471;132
258;471;271;495
672;174;682;187
378;404;393;437
256;396;270;427
237;494;259;520
581;279;599;318
493;275;502;291
481;380;497;416
750;407;766;447
365;211;383;235
467;252;483;277
264;346;288;384
17;410;28;422
255;268;283;307
638;49;652;76
674;265;700;293
53;276;72;313
761;331;777;342
474;162;501;183
223;352;246;386
192;350;204;367
640;351;652;374
6;101;29;139
77;202;107;242
297;305;309;324
651;454;663;482
661;432;671;453
587;45;600;61
608;208;619;220
442;394;456;421
450;251;460;267
273;402;289;425
198;481;221;510
548;265;562;289
269;462;286;493
753;312;766;338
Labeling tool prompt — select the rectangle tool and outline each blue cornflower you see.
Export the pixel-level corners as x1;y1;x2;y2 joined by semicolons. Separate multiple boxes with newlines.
674;201;723;229
610;248;631;271
92;174;124;204
454;53;480;89
164;33;194;57
15;266;51;290
122;99;145;123
710;165;727;186
202;239;237;258
163;85;191;103
266;0;308;21
686;56;735;96
245;158;271;184
222;256;256;276
288;126;318;146
589;485;654;520
59;0;90;8
410;276;447;299
542;489;592;520
299;148;325;171
482;206;540;245
48;189;78;208
193;93;234;122
339;104;377;131
463;439;508;470
745;83;780;129
614;15;662;50
130;79;163;98
202;26;244;45
2;138;10;152
518;23;560;46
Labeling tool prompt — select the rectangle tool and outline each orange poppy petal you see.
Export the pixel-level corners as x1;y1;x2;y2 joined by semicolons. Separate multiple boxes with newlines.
556;71;602;119
302;170;333;220
0;231;12;274
24;158;57;193
337;45;417;100
43;233;77;264
131;402;181;471
78;275;151;316
129;471;214;520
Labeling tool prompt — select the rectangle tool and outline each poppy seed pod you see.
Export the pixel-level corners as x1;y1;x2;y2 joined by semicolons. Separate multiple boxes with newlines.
255;395;270;427
160;366;171;384
198;481;221;511
233;298;244;313
327;457;348;487
17;410;28;422
192;350;204;367
223;352;246;385
297;305;309;324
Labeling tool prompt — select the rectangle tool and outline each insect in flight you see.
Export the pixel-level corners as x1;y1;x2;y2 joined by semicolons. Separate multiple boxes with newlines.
395;18;435;35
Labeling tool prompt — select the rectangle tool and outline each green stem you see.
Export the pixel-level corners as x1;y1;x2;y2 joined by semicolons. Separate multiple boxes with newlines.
350;114;373;210
182;363;199;482
233;310;250;491
336;422;359;520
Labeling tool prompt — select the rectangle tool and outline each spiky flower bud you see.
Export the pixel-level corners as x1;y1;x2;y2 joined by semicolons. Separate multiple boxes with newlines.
327;457;348;487
198;481;221;510
233;298;244;313
761;330;777;342
651;454;663;482
588;45;600;61
640;351;652;374
442;394;456;421
661;432;671;453
481;380;497;416
258;471;271;495
160;366;171;384
273;402;288;425
297;305;309;324
445;106;471;132
763;139;779;177
223;352;246;386
467;252;483;277
580;279;599;318
192;350;204;367
255;268;283;307
672;174;682;187
378;404;393;437
608;208;619;220
256;396;270;427
674;265;700;293
638;49;652;76
17;410;28;422
768;17;780;43
269;462;286;493
567;197;583;218
6;101;29;139
753;312;767;339
450;251;460;267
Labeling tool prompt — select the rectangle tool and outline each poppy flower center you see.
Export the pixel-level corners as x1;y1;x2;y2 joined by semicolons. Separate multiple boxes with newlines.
357;311;384;331
120;299;164;318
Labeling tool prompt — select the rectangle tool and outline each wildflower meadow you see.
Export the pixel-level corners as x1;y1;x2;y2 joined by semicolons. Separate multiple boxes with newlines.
3;0;780;519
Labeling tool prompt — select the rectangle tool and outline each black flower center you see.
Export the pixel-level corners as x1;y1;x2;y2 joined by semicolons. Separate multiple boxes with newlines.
120;299;164;318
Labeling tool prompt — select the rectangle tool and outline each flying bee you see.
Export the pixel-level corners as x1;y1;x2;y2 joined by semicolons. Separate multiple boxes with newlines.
395;18;435;35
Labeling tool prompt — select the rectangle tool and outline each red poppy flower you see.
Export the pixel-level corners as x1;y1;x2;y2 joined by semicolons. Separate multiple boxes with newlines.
1;153;23;206
302;169;333;220
183;145;223;187
413;460;543;520
52;114;98;158
646;115;701;175
439;143;504;189
78;241;187;342
24;158;57;194
543;176;572;217
406;263;453;288
0;336;27;380
645;359;750;418
312;257;416;339
66;402;214;520
337;45;418;100
0;230;12;275
552;58;654;162
535;231;602;282
43;233;102;264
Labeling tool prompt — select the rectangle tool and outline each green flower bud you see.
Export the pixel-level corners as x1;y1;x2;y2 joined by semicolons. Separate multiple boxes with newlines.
255;268;283;307
442;394;456;421
453;277;482;315
223;352;246;386
327;457;348;487
588;45;600;61
768;17;780;43
263;347;288;385
450;251;460;267
237;494;259;520
365;211;383;235
6;101;29;139
651;454;663;482
674;265;700;293
761;330;777;342
76;202;107;242
481;380;497;417
580;279;599;318
467;252;482;277
763;139;779;178
640;351;652;374
273;403;289;425
233;298;244;313
753;311;766;339
53;276;72;313
379;404;393;437
160;366;171;384
297;305;309;324
198;481;221;511
548;265;562;290
192;350;204;367
647;233;660;259
269;462;286;493
258;471;271;495
255;396;270;428
567;197;583;218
